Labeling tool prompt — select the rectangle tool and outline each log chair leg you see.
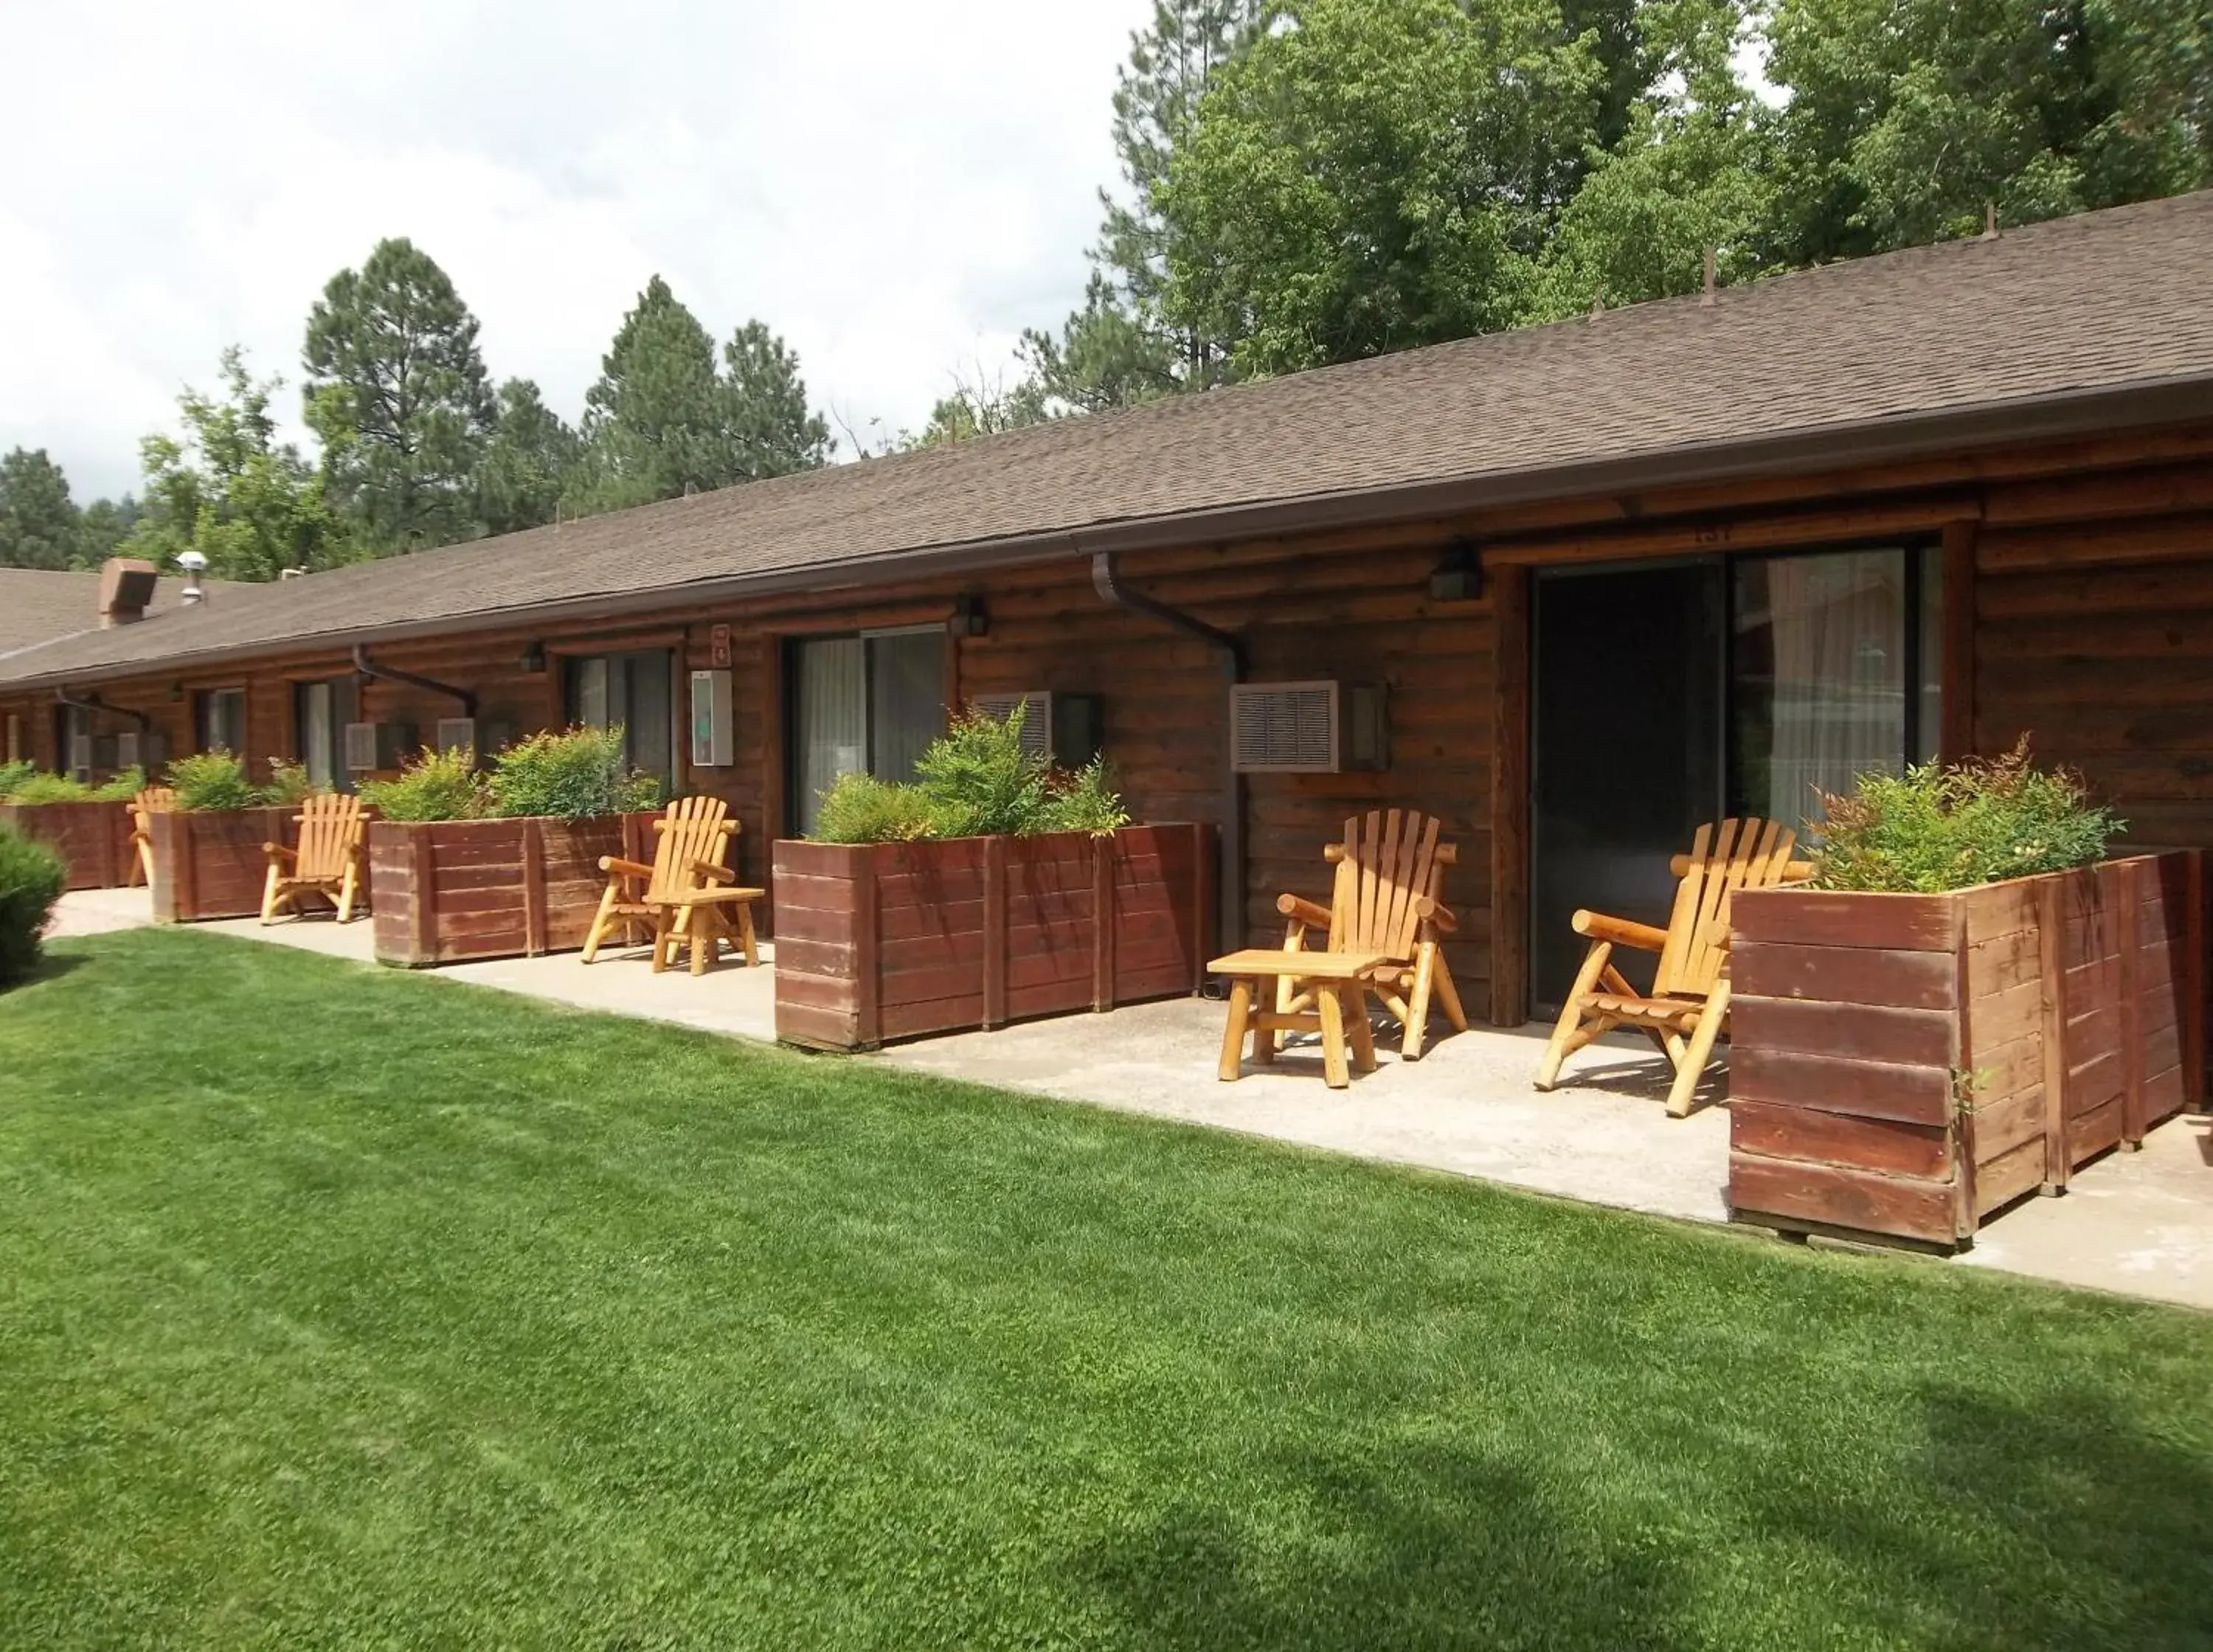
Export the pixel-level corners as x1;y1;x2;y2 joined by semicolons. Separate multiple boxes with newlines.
1218;979;1253;1083
581;883;621;964
336;863;359;925
738;901;760;968
260;863;284;925
1317;985;1351;1089
1432;948;1469;1033
1347;983;1378;1075
690;910;712;977
1534;942;1613;1090
1666;983;1730;1118
1403;948;1436;1061
651;907;675;974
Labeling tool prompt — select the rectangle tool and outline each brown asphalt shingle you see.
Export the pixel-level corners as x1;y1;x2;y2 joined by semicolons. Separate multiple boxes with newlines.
0;570;102;657
7;190;2212;687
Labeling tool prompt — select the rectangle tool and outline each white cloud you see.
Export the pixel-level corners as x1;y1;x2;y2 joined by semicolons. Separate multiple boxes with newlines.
0;0;1145;499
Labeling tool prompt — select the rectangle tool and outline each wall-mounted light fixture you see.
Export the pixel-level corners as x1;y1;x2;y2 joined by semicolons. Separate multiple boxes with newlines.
518;642;547;674
951;593;989;638
1427;538;1484;603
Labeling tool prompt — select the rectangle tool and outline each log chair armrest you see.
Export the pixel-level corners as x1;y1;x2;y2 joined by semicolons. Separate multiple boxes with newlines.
1571;909;1668;951
1415;894;1458;933
691;861;736;884
598;854;654;878
263;842;297;863
1276;893;1333;929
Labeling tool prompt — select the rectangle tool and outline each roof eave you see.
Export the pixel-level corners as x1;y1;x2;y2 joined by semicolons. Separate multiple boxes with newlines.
6;371;2210;693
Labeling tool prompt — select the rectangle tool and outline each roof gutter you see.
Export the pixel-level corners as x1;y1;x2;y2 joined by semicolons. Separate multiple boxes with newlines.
350;645;477;717
4;373;2210;693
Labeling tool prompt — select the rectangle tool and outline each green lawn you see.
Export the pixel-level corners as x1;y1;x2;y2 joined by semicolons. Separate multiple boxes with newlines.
1;931;2209;1650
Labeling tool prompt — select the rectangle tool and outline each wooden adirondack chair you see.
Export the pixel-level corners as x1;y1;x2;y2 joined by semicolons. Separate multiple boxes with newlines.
127;785;175;887
1532;817;1812;1117
1274;809;1468;1060
581;796;766;975
261;793;370;923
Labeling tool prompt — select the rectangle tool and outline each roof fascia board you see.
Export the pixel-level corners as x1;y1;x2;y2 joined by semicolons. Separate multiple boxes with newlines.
7;372;2210;693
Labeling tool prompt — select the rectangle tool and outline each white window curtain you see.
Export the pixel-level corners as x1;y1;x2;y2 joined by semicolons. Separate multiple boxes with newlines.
797;637;866;836
300;681;335;788
1734;550;1911;834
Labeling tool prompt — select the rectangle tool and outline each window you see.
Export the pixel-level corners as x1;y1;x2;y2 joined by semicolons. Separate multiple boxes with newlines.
789;627;946;835
1730;545;1939;833
562;650;676;791
54;704;92;778
195;688;246;756
293;677;359;793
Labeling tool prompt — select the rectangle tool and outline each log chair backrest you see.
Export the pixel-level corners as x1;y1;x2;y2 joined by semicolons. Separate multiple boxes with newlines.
131;786;176;831
291;793;369;881
1321;809;1458;963
647;796;736;905
1652;816;1808;998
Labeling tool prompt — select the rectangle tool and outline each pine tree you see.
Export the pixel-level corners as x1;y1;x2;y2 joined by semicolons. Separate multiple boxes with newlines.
0;448;84;570
724;320;832;479
477;379;581;535
302;237;496;552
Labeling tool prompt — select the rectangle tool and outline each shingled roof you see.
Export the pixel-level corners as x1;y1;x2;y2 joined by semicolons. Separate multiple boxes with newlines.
7;189;2212;689
0;569;103;657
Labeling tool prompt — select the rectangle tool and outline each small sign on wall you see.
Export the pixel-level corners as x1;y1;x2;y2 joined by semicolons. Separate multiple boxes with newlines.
690;669;734;768
709;624;733;669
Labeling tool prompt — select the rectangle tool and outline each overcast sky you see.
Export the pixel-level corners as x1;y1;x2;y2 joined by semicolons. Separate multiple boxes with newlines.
1;1;1147;501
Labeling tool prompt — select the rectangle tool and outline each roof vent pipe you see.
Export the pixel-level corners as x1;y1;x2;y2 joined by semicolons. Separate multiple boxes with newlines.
1090;549;1246;961
350;645;478;718
176;550;208;605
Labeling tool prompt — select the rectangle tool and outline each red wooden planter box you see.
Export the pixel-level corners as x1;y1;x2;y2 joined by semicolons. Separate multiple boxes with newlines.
1727;851;2206;1248
0;800;135;889
773;824;1216;1052
147;807;303;922
368;813;658;967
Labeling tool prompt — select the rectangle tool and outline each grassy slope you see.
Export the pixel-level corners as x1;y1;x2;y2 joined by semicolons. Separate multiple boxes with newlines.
1;929;2209;1651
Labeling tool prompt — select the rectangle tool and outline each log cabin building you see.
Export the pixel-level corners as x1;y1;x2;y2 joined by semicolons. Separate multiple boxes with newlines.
5;190;2213;1034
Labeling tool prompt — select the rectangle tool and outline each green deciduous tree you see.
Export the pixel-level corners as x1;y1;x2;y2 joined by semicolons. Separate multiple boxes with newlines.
0;448;83;570
302;237;496;552
475;379;581;535
126;348;353;582
1762;0;2213;266
898;367;1053;451
1159;0;1604;376
75;495;142;567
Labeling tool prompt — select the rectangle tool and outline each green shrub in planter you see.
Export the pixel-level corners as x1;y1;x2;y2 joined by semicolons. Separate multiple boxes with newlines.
4;773;94;805
0;823;66;988
488;726;662;821
359;746;489;822
1812;738;2122;893
166;752;261;813
0;760;35;799
89;766;147;802
262;760;320;806
808;704;1131;843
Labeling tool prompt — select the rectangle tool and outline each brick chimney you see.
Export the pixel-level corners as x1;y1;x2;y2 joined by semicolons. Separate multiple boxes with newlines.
97;558;159;628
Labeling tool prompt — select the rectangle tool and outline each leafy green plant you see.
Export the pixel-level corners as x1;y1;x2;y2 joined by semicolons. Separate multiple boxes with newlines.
359;746;489;822
0;823;66;988
89;767;148;802
488;726;662;821
261;760;321;806
811;772;942;844
808;704;1132;843
2;774;94;805
1812;739;2122;893
166;752;261;813
1039;758;1132;836
0;760;37;799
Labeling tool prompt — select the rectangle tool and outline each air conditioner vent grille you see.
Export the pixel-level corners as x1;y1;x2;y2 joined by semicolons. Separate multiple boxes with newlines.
971;692;1052;760
1231;681;1340;773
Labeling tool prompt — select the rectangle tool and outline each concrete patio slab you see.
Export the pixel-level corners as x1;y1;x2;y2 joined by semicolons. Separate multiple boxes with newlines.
38;888;2213;1312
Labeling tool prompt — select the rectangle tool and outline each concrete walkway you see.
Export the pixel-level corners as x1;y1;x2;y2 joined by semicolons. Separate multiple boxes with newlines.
42;888;2213;1311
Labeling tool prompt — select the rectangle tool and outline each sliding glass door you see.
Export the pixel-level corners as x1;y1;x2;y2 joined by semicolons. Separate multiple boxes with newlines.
293;677;359;793
790;628;946;835
1529;544;1940;1011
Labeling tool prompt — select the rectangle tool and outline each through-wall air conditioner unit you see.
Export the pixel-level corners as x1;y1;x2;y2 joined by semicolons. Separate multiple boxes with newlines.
344;721;417;772
970;690;1106;769
1229;681;1390;774
434;717;477;757
115;732;139;771
116;732;166;773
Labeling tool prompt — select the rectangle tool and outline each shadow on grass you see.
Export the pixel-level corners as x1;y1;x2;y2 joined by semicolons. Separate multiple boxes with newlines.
1776;1384;2213;1649
1068;1443;1693;1652
5;951;88;993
